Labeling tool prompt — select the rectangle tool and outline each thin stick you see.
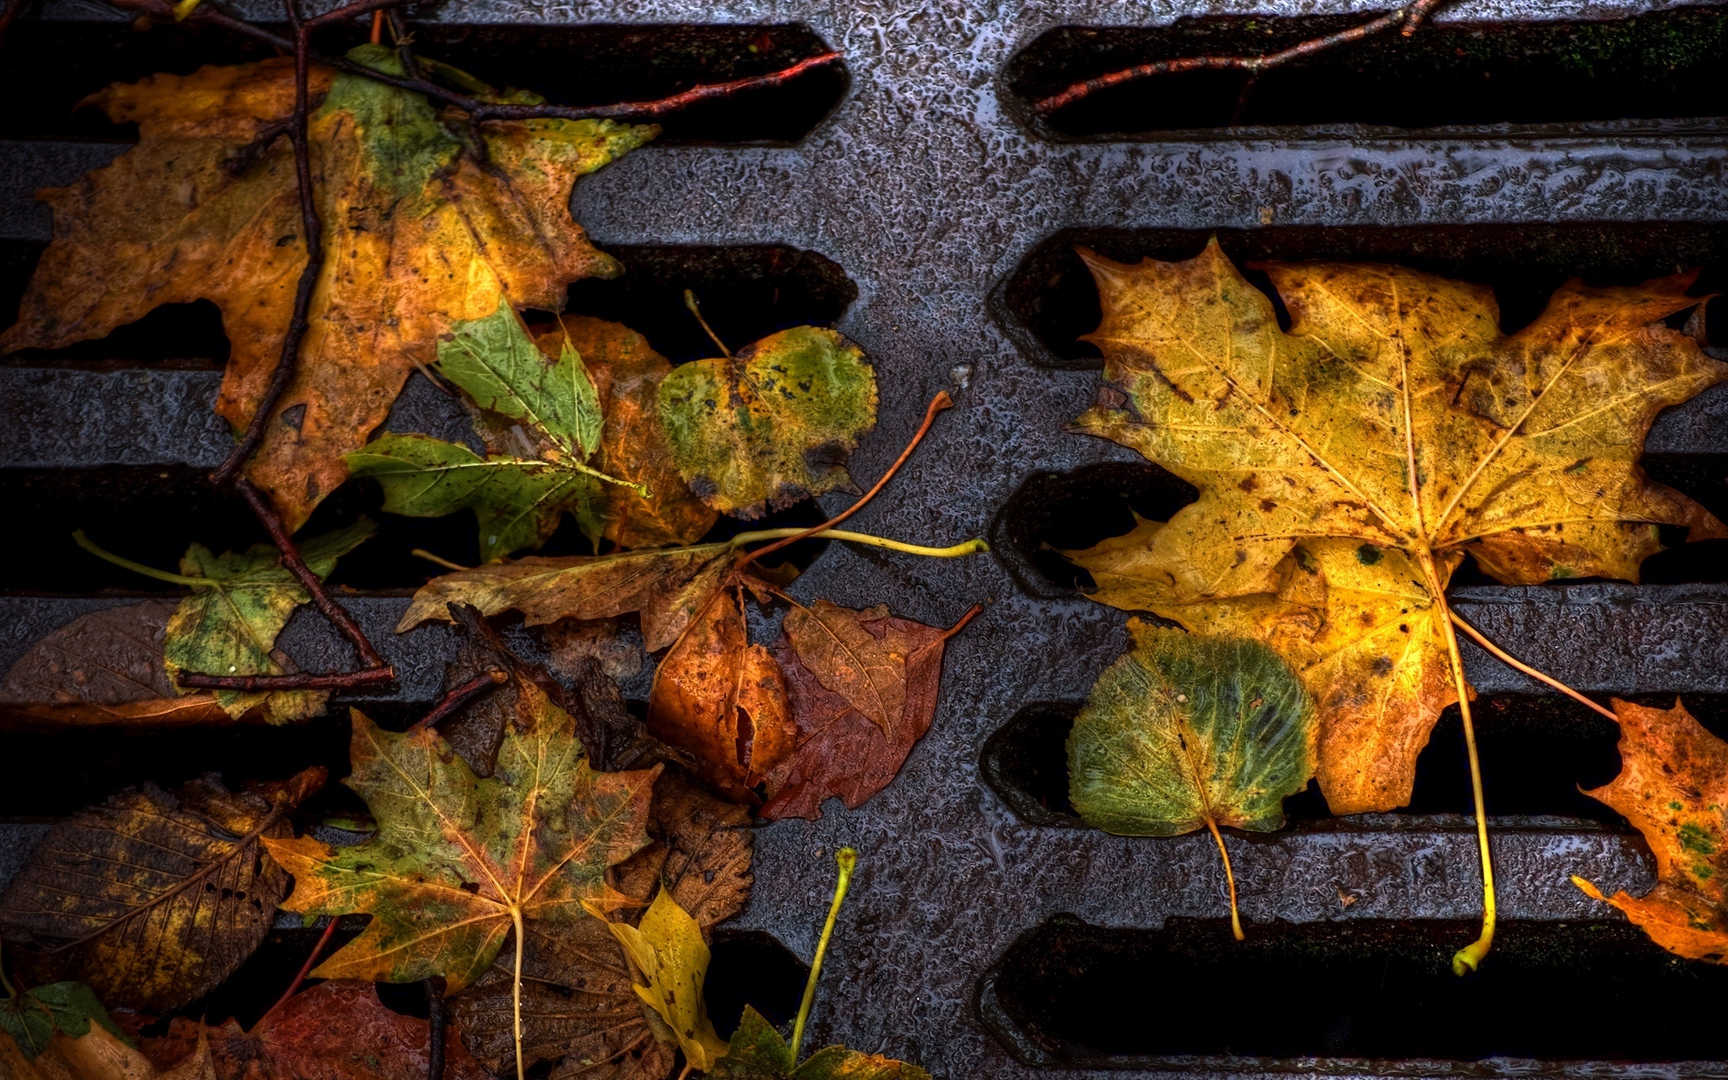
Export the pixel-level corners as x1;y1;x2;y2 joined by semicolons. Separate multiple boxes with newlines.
209;0;327;488
683;290;731;356
235;479;388;670
176;668;396;691
790;847;857;1063
408;670;509;733
1035;0;1451;113
1449;610;1615;720
1205;818;1245;941
262;917;338;1020
412;548;473;572
425;979;446;1080
73;531;219;588
737;392;954;571
730;527;986;560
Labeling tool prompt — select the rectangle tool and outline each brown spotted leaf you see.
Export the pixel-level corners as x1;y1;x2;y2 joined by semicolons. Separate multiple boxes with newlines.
0;769;324;1012
1062;242;1727;813
0;47;651;528
1574;699;1728;963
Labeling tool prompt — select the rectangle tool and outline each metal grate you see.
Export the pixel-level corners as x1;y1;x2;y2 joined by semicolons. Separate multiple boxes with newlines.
3;0;1727;1075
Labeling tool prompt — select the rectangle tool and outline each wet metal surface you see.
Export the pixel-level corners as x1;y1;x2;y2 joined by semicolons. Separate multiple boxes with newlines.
2;0;1727;1075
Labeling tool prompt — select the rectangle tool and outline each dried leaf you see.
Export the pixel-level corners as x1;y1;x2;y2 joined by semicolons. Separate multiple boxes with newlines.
396;543;735;652
612;770;753;929
709;1007;929;1080
1062;242;1727;813
140;981;490;1080
544;316;718;549
2;1021;215;1080
648;584;794;802
261;686;658;992
0;769;324;1012
348;302;626;560
0;603;227;727
1066;624;1316;836
1574;699;1728;963
0;47;651;527
591;889;728;1071
757;601;958;821
657;327;877;518
544;618;644;685
164;520;373;723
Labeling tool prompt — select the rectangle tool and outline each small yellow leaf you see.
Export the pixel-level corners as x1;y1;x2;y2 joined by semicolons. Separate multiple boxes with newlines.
589;889;729;1070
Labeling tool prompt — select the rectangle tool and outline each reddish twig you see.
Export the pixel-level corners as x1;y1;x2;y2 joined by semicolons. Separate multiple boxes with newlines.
407;669;509;733
737;391;954;571
940;603;984;642
262;917;339;1020
1035;0;1451;113
176;668;397;691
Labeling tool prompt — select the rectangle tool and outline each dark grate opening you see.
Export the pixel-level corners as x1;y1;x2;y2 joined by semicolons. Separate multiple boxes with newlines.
0;20;847;145
983;915;1728;1064
1004;8;1728;139
997;223;1728;370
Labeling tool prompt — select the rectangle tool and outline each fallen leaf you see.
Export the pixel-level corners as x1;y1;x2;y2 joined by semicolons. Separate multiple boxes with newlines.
0;769;324;1012
657;326;877;518
348;302;633;560
0;981;126;1061
648;583;794;802
0;46;652;527
140;981;490;1080
708;1007;929;1080
757;601;961;821
395;543;735;652
454;769;751;1079
164;520;373;723
591;889;728;1071
3;1022;215;1080
1066;624;1315;935
1062;242;1727;813
1574;699;1728;963
544;316;718;549
261;687;658;992
0;603;227;727
544;617;645;685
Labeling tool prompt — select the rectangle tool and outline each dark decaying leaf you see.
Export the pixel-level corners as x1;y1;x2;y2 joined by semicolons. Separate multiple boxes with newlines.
758;600;960;820
0;768;325;1012
0;602;228;728
140;981;490;1080
455;768;751;1079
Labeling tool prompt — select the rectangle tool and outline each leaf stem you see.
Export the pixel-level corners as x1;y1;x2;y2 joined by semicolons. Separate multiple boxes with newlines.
1448;610;1615;720
261;917;338;1020
73;530;218;588
730;527;987;560
1423;555;1496;975
683;290;731;357
510;905;526;1080
1204;818;1245;941
408;669;509;733
790;847;857;1063
0;942;16;999
412;548;473;573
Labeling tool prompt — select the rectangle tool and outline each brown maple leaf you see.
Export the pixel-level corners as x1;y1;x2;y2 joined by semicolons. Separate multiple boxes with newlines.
1062;242;1726;816
1574;699;1728;964
141;981;491;1080
0;47;651;527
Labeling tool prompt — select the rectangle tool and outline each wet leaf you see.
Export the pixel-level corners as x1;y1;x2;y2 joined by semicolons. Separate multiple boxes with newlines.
758;601;961;821
454;771;749;1080
348;303;632;561
591;889;728;1071
0;769;324;1012
657;327;877;518
709;1007;930;1080
0;46;652;527
164;520;372;723
0;982;125;1061
1574;699;1728;963
544;316;718;549
1061;242;1726;813
260;685;658;992
140;981;491;1080
0;603;227;728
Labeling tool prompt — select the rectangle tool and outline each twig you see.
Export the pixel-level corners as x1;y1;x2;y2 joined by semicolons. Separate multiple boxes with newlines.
175;668;396;690
737;391;954;571
425;979;447;1080
262;917;339;1020
1449;610;1616;720
1035;0;1452;113
408;669;509;733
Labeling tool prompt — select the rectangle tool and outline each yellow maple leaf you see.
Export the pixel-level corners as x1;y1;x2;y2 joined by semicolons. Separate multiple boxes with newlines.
589;888;729;1072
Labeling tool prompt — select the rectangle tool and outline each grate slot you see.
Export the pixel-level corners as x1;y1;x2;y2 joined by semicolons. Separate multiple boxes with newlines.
1004;8;1728;140
0;20;847;145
